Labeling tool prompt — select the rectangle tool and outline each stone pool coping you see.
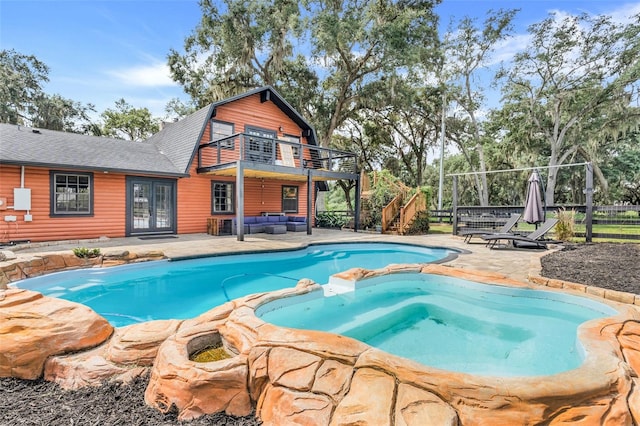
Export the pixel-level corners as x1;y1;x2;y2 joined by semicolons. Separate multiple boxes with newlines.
2;238;640;424
0;249;166;288
2;240;639;307
144;263;640;425
2;257;640;424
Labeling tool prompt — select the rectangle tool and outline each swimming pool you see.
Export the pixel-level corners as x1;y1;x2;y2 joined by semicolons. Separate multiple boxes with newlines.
13;242;457;327
256;272;618;376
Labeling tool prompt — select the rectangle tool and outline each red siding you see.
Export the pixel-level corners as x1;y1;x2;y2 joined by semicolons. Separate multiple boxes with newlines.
214;94;306;141
0;165;126;243
0;93;316;243
243;179;309;217
175;161;215;234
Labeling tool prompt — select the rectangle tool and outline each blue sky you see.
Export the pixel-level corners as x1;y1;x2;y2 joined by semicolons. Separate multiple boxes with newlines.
1;0;638;120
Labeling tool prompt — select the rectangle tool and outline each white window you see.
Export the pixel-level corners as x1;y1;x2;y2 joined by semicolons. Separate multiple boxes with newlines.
211;120;234;149
212;181;235;213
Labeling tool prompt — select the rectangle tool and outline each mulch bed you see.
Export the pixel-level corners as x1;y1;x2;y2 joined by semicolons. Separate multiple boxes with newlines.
0;376;261;426
2;242;638;425
540;242;640;294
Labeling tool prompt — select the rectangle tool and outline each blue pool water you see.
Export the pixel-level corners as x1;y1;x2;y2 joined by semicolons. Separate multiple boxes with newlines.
13;242;456;327
257;273;618;376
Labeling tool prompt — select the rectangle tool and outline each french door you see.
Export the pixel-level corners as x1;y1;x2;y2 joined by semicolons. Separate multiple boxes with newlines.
126;177;176;235
245;126;276;163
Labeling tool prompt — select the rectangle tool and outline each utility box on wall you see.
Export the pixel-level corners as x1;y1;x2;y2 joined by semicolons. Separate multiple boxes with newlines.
13;188;31;210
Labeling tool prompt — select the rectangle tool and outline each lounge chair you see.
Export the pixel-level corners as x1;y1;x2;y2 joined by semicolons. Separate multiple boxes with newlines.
481;218;560;249
460;213;521;243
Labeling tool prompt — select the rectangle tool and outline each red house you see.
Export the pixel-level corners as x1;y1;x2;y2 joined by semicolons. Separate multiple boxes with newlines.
0;87;360;244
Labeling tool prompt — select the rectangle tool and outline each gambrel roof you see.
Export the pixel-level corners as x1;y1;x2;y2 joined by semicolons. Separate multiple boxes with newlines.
0;86;319;177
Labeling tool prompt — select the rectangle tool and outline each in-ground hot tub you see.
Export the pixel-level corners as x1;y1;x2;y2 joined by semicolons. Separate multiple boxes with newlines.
196;263;636;425
256;272;618;376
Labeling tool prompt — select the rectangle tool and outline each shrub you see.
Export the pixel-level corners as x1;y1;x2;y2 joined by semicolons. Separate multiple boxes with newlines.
405;211;431;235
620;210;639;219
316;211;348;228
73;247;101;258
361;170;405;228
554;208;576;241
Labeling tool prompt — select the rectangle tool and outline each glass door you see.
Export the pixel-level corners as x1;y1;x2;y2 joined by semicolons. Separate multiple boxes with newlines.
245;126;276;163
127;178;176;235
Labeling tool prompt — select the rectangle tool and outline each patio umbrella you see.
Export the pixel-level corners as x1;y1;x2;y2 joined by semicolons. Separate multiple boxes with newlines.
523;170;545;225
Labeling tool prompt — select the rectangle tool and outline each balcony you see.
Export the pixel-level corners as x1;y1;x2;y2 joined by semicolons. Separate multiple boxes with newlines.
196;133;357;181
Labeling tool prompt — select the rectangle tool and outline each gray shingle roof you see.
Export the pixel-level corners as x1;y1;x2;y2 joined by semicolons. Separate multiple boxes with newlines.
145;104;213;174
0;124;186;176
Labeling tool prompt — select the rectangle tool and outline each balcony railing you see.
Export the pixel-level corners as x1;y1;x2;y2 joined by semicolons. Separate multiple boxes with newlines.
197;133;357;175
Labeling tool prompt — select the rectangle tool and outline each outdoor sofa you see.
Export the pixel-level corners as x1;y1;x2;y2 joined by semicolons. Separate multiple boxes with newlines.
232;215;307;234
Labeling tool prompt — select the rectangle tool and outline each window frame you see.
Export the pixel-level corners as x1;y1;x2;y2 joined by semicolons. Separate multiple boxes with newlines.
211;181;235;214
49;171;94;217
211;119;235;149
282;185;299;213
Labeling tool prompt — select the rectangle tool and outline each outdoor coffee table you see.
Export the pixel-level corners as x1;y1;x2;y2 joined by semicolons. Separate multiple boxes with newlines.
264;224;287;234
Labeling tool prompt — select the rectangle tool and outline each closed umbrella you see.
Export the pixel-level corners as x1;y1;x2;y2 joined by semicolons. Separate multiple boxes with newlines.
523;170;544;225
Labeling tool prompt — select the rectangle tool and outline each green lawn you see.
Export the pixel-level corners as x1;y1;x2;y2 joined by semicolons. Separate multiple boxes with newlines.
427;223;453;234
574;223;640;235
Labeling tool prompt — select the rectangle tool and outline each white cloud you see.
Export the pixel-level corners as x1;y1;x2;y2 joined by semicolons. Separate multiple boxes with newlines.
548;2;640;25
107;62;177;87
489;33;532;67
607;2;640;24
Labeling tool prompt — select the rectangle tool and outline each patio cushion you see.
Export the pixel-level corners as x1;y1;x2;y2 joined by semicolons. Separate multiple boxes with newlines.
286;222;306;232
265;224;287;234
246;223;265;233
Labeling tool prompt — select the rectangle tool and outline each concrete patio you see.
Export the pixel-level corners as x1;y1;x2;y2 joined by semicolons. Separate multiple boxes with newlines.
5;228;539;283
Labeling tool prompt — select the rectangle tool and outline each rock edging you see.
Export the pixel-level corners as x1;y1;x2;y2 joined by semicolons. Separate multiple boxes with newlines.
527;249;640;306
0;249;166;289
143;264;640;425
3;258;640;425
